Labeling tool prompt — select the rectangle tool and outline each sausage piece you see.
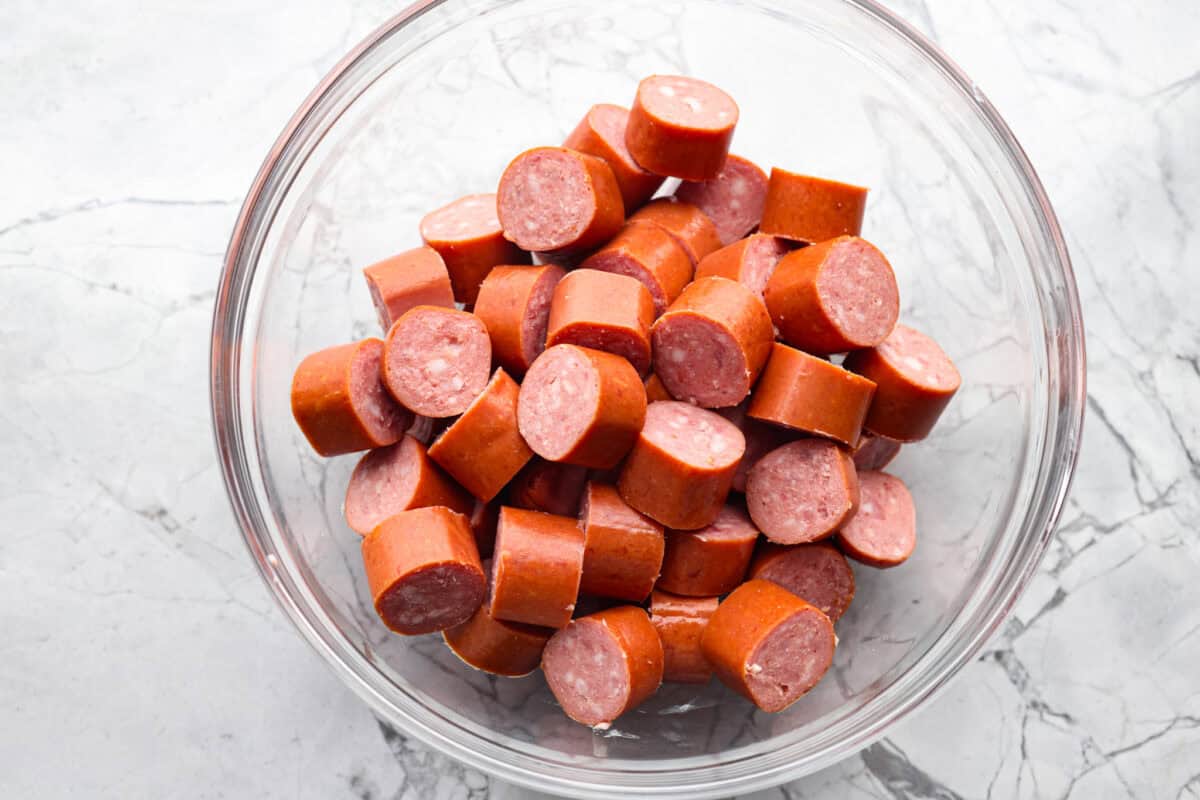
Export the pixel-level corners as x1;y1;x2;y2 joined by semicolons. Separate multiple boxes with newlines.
579;222;693;316
291;338;412;457
657;504;759;596
545;268;654;374
362;246;456;331
509;458;590;517
468;498;503;559
758;169;868;244
489;506;585;628
836;471;916;568
625;75;739;181
473;264;566;376
651;276;774;408
649;591;719;684
343;435;473;536
541;605;664;726
361;507;486;635
745;440;859;545
765;236;900;354
643;373;673;403
852;432;902;471
443;560;554;677
700;579;835;712
618;401;745;530
382;306;492;418
420;193;531;305
627;198;722;267
517;344;647;470
674;154;769;245
497;147;624;258
748;343;876;447
578;482;665;603
843;324;961;442
694;233;791;299
748;541;856;622
428;369;534;501
563;103;665;211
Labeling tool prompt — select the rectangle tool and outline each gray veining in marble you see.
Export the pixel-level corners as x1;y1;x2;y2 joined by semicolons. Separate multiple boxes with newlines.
2;0;1198;797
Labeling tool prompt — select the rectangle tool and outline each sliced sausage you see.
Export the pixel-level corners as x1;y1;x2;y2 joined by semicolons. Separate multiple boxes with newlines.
627;198;722;267
362;246;455;331
497;147;624;258
517;344;647;470
291;338;411;457
443;560;554;677
473;263;566;376
578;482;665;602
625;75;738;181
617;401;745;530
563;103;665;211
700;579;835;712
674;154;769;245
509;458;590;517
651;276;774;408
765;236;899;354
579;221;693;316
695;233;791;300
541;605;664;726
852;432;902;471
343;435;473;536
420;193;531;305
842;324;961;442
748;343;876;447
643;373;673;403
361;506;486;635
427;369;533;501
649;590;719;684
657;504;759;596
489;506;585;628
748;541;855;622
545;268;654;374
382;306;492;418
745;439;859;545
468;498;503;559
836;470;916;568
758;168;868;244
716;403;795;493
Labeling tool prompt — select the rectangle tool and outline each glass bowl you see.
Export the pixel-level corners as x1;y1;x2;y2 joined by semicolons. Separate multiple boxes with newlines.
210;0;1085;796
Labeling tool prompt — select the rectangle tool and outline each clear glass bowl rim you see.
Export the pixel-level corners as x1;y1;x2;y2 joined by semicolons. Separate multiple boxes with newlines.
209;1;1087;796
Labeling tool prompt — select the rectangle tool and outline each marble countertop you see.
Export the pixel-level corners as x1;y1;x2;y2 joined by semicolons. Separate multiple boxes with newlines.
4;0;1197;797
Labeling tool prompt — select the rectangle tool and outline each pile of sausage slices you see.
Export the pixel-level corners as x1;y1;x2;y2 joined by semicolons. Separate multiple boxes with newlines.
290;75;961;727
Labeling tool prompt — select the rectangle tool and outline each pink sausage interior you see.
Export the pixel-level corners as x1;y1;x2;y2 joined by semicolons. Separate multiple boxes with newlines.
837;471;916;566
744;608;835;712
877;324;961;392
691;504;758;544
387;310;491;417
746;440;856;544
590;104;646;175
518;346;601;460
352;340;411;440
675;156;768;245
542;617;630;726
638;76;738;131
816;238;900;346
344;438;422;535
498;151;593;252
377;564;485;635
756;545;855;621
652;315;748;408
421;193;503;243
641;401;745;470
520;268;563;367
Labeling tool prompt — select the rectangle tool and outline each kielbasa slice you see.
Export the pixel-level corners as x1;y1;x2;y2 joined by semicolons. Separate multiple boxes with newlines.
361;506;486;635
700;579;836;712
578;482;665;603
579;222;693;316
541;605;664;726
362;246;456;331
852;432;902;471
473;263;566;376
843;324;961;442
649;591;719;684
509;458;590;517
627;198;722;267
748;343;876;447
765;235;900;354
545;268;655;374
489;506;585;629
651;276;775;408
694;233;791;299
674;154;769;245
625;75;739;181
343;435;473;536
497;147;624;258
748;541;856;622
291;338;411;457
517;344;647;470
745;439;859;545
563;103;665;211
420;193;531;305
657;503;759;596
758;168;868;244
382;306;492;418
836;470;917;568
443;560;554;677
427;369;533;501
617;401;745;530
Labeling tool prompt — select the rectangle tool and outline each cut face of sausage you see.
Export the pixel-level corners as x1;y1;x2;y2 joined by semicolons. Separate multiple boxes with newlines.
675;155;769;245
642;401;744;470
383;306;492;417
745;439;859;544
743;606;835;711
836;470;916;568
638;75;739;132
626;76;739;181
349;339;412;444
376;564;485;634
750;542;856;621
472;264;566;376
420;194;500;242
343;436;472;536
563;104;665;211
695;234;791;299
816;238;899;346
875;324;961;392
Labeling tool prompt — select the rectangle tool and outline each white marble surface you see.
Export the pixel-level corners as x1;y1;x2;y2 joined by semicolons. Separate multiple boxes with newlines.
2;1;1197;797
